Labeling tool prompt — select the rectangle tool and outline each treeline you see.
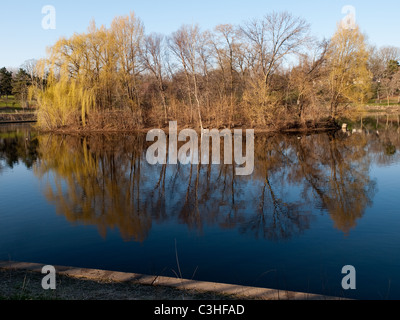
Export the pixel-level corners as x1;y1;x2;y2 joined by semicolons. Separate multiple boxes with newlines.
24;11;400;131
0;60;43;108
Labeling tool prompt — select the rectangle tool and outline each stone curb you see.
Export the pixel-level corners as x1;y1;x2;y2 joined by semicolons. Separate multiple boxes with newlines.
0;261;345;300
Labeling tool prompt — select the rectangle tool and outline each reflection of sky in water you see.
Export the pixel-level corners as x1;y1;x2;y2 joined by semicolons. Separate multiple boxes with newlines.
1;125;400;300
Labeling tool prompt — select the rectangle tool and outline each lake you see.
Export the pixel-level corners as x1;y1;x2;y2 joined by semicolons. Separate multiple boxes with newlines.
1;117;400;300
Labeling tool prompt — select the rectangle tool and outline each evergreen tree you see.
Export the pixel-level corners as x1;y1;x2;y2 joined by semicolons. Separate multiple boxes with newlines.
12;68;31;106
386;59;400;76
0;67;13;98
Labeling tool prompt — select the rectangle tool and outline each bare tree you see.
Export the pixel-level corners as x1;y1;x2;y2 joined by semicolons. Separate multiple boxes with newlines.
240;11;311;87
141;33;168;124
111;12;145;110
379;46;400;66
196;30;214;126
288;39;329;121
169;25;204;130
21;59;39;82
213;24;241;127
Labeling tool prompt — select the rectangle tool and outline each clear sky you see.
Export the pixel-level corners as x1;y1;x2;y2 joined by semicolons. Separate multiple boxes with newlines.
1;0;399;69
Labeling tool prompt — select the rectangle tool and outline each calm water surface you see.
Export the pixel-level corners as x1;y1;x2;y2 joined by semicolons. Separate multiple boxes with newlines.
1;120;400;300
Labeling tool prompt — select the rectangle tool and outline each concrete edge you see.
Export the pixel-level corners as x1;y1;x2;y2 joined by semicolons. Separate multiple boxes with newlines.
0;261;347;301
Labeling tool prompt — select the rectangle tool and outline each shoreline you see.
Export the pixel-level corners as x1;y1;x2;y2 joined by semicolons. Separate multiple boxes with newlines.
3;103;400;134
20;119;341;136
0;261;344;301
0;113;37;125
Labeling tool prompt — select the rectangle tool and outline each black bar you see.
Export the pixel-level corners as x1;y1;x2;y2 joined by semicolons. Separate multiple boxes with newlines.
0;300;389;319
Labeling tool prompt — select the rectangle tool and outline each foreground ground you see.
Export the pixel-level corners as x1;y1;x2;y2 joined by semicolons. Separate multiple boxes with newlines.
0;269;240;301
0;262;341;301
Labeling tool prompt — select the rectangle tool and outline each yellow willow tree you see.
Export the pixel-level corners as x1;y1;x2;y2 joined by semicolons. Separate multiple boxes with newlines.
29;29;100;130
29;57;96;130
326;23;372;118
30;12;145;131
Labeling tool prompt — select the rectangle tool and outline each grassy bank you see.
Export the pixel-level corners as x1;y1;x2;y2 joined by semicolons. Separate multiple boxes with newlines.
0;96;34;113
0;96;20;110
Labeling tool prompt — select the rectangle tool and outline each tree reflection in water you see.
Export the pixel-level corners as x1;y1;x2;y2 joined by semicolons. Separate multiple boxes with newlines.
2;123;392;241
0;124;39;170
18;127;383;242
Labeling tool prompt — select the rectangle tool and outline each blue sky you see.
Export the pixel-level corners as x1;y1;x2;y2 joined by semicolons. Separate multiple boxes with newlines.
1;0;399;69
